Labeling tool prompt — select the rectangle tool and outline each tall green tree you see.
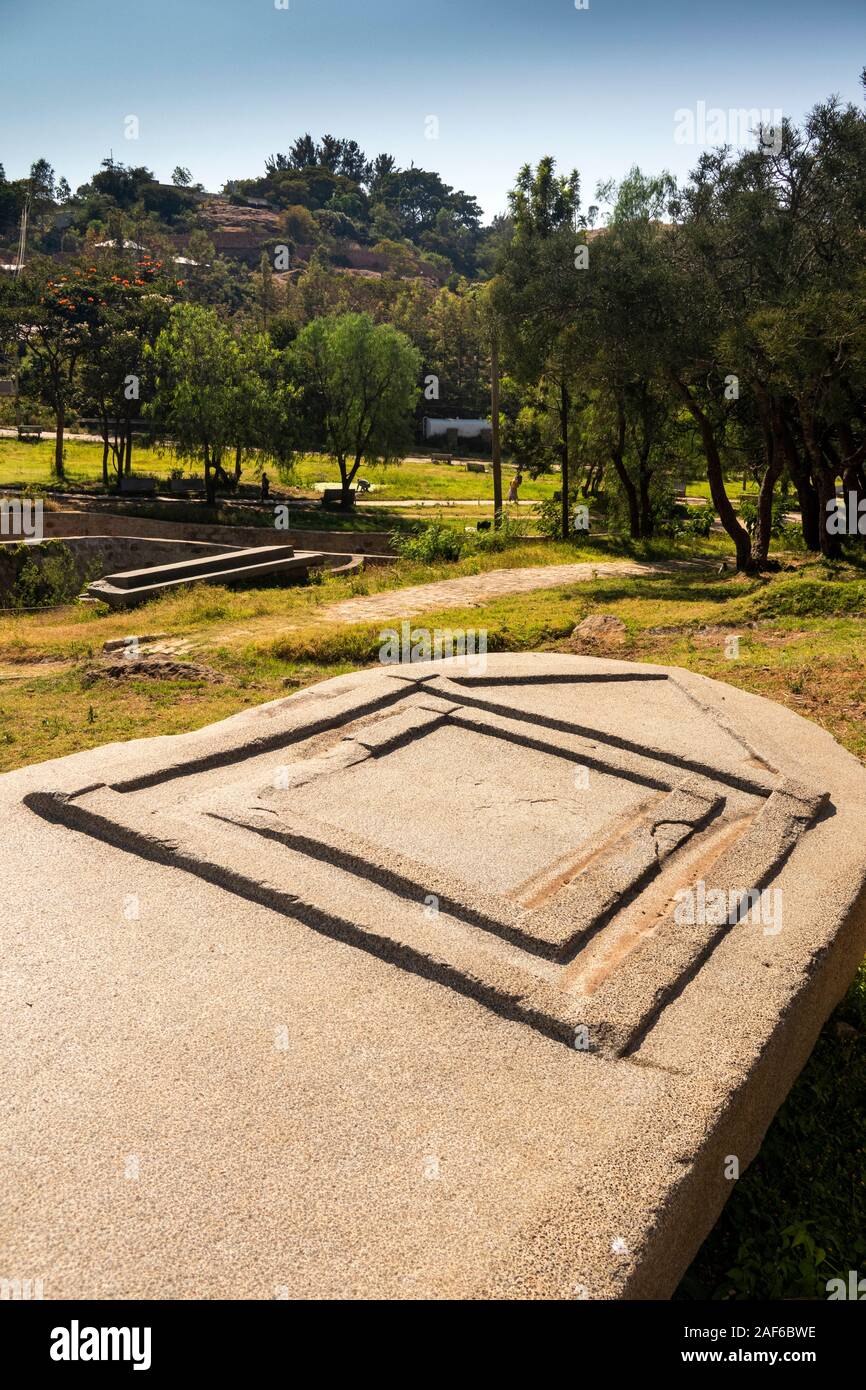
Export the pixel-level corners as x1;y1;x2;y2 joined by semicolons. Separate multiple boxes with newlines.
78;254;174;488
230;332;298;484
671;83;866;564
494;157;587;539
292;312;421;506
586;171;681;540
148;304;242;505
15;257;102;478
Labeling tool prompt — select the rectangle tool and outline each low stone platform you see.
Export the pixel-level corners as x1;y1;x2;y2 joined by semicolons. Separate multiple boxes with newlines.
86;543;328;607
2;653;864;1299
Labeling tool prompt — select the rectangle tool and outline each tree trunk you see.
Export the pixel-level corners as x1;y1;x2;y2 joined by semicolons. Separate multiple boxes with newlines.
584;458;604;497
112;422;124;492
773;405;819;551
124;428;132;476
214;458;233;492
671;375;753;571
837;423;866;539
490;330;502;528
800;406;840;559
795;478;821;552
639;464;654;538
751;387;783;567
841;463;866;538
234;444;243;483
559;381;570;541
751;454;783;566
814;467;841;558
609;400;640;540
101;434;109;489
54;399;65;480
336;456;356;509
204;445;216;506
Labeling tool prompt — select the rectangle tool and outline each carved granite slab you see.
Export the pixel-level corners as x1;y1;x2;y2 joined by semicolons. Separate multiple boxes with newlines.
2;654;864;1299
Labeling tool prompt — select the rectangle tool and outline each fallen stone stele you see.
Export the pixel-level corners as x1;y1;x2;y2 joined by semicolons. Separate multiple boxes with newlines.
2;653;864;1299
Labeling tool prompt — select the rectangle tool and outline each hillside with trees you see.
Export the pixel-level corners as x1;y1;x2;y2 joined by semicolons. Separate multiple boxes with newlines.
1;79;865;570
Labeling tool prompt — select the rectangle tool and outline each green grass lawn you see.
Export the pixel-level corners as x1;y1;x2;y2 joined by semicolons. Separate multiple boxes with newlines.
3;436;775;519
0;436;560;503
291;453;560;501
685;476;761;501
0;437;180;488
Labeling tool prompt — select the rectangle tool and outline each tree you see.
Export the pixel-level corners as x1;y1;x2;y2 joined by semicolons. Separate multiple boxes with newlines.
148;304;243;505
338;140;370;183
28;159;56;232
426;286;488;415
583;171;681;540
292;312;421;505
494;157;587;539
239;335;298;483
80;324;142;488
509;157;580;237
368;153;397;195
171;166;192;187
89;159;156;208
288;134;318;169
669;86;866;566
317;134;343;172
0;164;26;239
660;234;756;570
149;307;298;501
15;257;101;477
393;168;480;234
78;257;174;489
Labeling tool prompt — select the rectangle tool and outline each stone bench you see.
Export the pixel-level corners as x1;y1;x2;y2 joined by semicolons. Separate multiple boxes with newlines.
119;476;158;496
321;488;356;509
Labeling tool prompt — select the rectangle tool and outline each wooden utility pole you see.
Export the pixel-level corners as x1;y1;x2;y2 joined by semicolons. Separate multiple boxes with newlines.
490;318;503;527
13;196;30;432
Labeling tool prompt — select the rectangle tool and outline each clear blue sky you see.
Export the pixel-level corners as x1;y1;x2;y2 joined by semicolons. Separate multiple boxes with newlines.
1;0;863;220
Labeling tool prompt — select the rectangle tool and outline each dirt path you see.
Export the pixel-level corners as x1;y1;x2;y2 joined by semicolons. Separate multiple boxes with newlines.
317;560;687;624
156;558;703;654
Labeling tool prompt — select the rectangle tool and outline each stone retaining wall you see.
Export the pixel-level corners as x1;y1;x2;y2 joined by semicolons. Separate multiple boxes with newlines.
39;511;394;558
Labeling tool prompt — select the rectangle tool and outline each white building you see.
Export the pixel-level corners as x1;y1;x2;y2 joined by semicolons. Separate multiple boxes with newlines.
422;417;492;442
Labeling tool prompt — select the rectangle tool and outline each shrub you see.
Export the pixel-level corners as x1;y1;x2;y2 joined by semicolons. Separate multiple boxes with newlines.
653;495;714;538
739;494;789;540
392;515;528;564
534;490;580;538
1;542;90;609
392;522;465;563
465;514;527;554
503;405;557;477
